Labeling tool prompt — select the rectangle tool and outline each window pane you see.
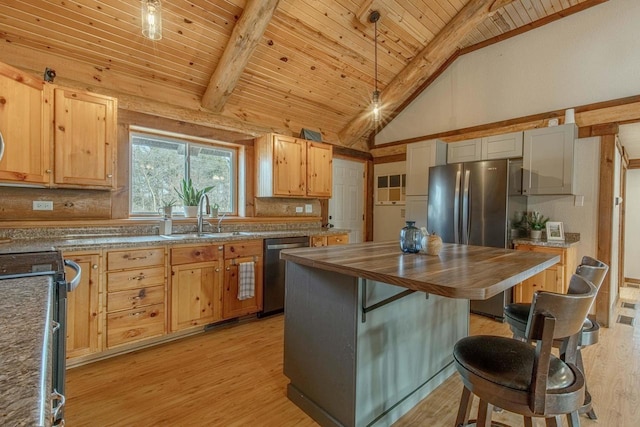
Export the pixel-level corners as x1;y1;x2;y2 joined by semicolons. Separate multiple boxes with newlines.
130;131;237;216
189;146;234;213
131;134;185;214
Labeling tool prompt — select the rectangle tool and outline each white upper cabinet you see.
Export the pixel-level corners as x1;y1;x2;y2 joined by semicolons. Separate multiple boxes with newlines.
406;139;447;196
447;139;482;163
481;131;523;159
522;124;577;195
447;132;523;164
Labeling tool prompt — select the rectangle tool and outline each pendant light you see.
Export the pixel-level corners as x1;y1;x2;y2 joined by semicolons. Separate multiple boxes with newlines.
141;0;163;41
369;10;381;123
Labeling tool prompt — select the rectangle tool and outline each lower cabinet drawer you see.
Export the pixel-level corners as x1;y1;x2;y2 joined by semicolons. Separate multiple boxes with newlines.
107;266;165;292
107;303;165;348
108;285;165;312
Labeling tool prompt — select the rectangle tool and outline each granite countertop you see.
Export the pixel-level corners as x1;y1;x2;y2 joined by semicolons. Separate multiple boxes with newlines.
0;276;53;427
0;228;350;254
281;241;559;300
512;232;581;249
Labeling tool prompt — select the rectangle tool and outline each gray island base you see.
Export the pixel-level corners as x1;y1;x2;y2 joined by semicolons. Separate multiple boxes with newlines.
281;242;559;427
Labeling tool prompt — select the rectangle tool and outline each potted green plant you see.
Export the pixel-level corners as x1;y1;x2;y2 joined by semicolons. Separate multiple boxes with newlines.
159;198;176;218
527;211;549;240
174;178;213;217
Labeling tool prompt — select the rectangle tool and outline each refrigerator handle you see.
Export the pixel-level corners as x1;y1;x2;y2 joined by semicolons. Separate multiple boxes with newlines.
462;170;471;245
454;170;461;244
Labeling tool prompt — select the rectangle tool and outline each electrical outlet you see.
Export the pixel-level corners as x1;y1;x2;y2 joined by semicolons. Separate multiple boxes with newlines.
305;204;312;213
33;201;53;211
295;206;303;213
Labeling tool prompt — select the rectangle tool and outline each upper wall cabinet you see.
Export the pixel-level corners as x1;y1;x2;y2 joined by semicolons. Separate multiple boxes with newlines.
406;139;447;196
54;88;117;189
255;133;333;198
447;139;482;163
482;131;523;160
447;132;524;164
0;63;52;185
522;124;577;195
0;62;118;189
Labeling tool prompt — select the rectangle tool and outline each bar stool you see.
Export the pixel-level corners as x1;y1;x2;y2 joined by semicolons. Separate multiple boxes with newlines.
454;274;598;427
503;256;608;419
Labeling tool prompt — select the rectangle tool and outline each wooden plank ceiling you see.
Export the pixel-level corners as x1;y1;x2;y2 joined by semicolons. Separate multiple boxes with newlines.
0;0;603;151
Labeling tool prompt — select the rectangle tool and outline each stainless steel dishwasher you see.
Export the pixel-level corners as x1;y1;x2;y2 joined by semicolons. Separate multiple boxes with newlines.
259;236;309;317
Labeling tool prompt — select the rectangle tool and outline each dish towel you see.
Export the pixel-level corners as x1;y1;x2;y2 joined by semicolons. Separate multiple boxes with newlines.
238;261;255;301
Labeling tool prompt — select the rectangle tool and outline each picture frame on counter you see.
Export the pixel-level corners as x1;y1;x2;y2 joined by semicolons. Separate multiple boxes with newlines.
546;221;565;241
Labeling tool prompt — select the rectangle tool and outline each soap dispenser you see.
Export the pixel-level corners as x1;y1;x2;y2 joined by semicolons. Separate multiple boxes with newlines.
160;218;172;235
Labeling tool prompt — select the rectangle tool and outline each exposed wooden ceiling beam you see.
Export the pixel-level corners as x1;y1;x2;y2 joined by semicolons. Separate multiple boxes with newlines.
201;0;281;113
338;0;516;147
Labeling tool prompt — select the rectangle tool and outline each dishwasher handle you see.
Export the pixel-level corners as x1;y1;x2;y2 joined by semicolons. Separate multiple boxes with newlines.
267;242;308;250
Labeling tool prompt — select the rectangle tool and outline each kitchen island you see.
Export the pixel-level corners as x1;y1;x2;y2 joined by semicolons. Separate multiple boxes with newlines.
281;241;559;427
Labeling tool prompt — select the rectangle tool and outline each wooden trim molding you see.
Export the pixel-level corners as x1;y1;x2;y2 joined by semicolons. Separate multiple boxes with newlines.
628;159;640;169
596;134;616;328
625;278;640;285
371;94;640;158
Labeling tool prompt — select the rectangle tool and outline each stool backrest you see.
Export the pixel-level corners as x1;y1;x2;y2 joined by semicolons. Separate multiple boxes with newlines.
526;274;597;341
574;256;608;292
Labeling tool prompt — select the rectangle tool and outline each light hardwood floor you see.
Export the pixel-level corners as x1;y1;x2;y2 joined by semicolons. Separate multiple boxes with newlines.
67;287;640;426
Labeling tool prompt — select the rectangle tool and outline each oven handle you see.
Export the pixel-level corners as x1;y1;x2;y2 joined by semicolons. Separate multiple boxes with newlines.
64;259;82;291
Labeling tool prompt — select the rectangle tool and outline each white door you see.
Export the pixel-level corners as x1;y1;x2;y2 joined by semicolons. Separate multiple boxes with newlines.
329;158;365;243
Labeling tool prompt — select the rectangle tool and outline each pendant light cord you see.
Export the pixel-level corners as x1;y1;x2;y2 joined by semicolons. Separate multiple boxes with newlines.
374;18;378;94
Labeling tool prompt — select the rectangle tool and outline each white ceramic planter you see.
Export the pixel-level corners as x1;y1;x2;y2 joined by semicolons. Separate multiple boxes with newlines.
183;206;198;217
530;229;542;240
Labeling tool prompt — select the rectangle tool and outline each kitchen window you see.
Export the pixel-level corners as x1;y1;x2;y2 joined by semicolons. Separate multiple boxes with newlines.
130;130;237;216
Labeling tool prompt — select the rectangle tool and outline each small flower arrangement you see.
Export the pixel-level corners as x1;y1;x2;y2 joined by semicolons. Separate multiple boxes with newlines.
527;211;549;231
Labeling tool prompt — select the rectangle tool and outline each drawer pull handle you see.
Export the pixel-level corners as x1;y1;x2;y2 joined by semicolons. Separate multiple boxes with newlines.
129;274;146;281
129;310;146;317
130;289;146;301
128;256;148;261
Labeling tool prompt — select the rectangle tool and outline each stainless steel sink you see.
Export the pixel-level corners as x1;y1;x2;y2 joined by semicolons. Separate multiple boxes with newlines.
159;233;219;240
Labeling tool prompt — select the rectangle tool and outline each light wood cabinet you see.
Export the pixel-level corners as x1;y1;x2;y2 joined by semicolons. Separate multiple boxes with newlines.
65;252;102;360
106;247;166;348
405;139;447;196
223;240;263;319
53;88;117;189
513;244;577;303
0;62;117;189
170;245;224;331
255;133;333;198
447;139;482;163
306;141;333;197
522;124;576;195
310;233;349;247
0;62;52;186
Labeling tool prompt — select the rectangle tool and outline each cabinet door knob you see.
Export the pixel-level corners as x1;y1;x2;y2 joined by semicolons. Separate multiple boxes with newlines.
225;267;230;271
46;169;52;174
92;264;98;269
215;268;220;272
107;174;113;178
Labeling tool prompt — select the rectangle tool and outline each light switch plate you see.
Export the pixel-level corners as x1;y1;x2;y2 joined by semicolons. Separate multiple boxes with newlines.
295;206;303;213
305;204;312;213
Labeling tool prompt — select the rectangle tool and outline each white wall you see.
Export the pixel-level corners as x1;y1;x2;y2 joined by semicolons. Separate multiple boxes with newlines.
526;137;600;260
376;0;640;144
373;162;407;242
625;170;640;279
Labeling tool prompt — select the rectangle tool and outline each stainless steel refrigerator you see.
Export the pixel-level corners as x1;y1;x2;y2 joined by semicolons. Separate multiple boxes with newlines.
427;159;526;320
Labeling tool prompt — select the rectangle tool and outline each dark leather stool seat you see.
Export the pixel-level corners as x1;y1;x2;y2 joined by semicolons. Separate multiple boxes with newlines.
454;274;598;427
503;256;608;420
455;336;576;392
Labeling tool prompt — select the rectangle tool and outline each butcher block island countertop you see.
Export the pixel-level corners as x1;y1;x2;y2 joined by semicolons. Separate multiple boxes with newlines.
281;241;560;427
280;241;560;300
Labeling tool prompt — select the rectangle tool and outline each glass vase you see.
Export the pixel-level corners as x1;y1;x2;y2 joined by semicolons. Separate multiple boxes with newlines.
400;221;422;253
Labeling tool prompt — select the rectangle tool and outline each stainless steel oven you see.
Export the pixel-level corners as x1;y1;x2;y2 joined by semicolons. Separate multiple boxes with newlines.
0;250;81;426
